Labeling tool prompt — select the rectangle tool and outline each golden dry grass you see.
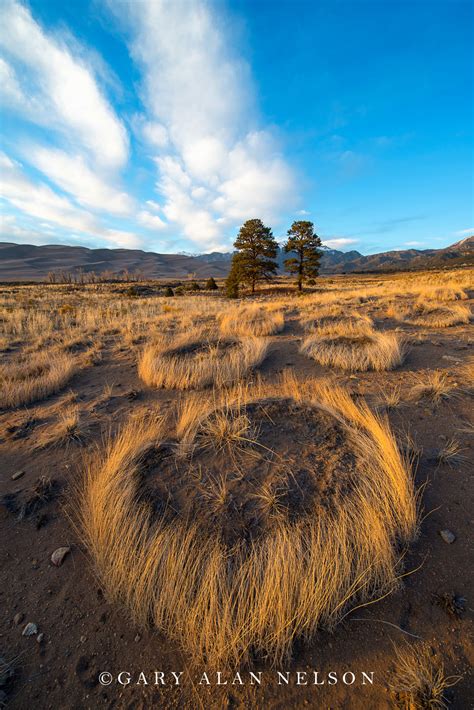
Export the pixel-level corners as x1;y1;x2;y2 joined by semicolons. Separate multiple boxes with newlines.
415;286;468;302
79;376;417;667
395;302;471;328
138;329;269;390
456;357;474;396
34;405;89;448
301;310;373;333
378;383;403;410
218;304;284;337
301;322;406;372
436;437;466;466
409;371;458;405
0;350;80;409
390;642;461;709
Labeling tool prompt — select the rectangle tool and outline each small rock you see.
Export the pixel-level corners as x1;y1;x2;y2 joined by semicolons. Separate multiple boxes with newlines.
80;635;87;644
13;612;24;625
11;470;25;481
36;633;44;644
440;529;456;544
134;634;141;643
22;622;38;637
50;546;71;567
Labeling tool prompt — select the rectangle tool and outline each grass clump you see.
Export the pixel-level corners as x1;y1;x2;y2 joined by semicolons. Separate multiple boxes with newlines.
218;304;284;337
390;642;461;709
0;350;79;409
80;377;418;667
301;322;405;372
35;406;89;448
138;329;269;390
301;310;373;333
397;302;471;328
409;371;457;405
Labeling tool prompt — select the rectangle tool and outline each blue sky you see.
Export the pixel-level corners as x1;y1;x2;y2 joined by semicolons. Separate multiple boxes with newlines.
0;0;472;255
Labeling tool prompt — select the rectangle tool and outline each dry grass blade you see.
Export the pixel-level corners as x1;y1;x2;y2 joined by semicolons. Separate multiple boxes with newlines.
378;384;403;410
390;642;461;709
437;438;467;467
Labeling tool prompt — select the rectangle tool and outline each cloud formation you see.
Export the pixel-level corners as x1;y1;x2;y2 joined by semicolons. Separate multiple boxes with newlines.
322;237;359;249
0;0;297;252
113;0;297;250
26;147;134;216
0;153;140;248
0;0;128;169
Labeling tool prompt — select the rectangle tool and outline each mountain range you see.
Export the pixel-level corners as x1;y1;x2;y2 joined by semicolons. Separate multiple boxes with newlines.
0;237;472;282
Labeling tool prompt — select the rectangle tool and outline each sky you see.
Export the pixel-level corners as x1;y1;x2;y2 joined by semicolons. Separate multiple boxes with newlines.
0;0;472;255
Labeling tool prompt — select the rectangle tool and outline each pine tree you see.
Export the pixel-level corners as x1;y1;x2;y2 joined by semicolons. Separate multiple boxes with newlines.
225;256;242;298
284;221;322;291
232;218;278;294
206;276;218;290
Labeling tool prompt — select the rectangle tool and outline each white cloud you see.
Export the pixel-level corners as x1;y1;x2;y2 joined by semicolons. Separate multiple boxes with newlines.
213;132;295;223
26;146;134;216
0;3;143;249
404;240;425;247
111;0;297;250
142;121;169;149
145;200;162;212
0;213;52;244
0;152;141;248
0;0;128;169
0;152;97;234
0;56;39;114
323;237;359;249
138;210;166;230
0;0;299;254
123;0;253;148
454;227;473;237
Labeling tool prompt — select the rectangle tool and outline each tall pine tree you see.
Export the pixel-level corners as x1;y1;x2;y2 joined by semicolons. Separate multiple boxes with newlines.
284;221;322;291
230;219;278;294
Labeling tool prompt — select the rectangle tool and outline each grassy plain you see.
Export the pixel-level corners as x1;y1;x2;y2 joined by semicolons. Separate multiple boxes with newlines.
0;267;472;708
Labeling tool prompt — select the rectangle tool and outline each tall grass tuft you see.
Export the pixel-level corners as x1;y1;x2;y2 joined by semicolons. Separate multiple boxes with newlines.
79;378;418;667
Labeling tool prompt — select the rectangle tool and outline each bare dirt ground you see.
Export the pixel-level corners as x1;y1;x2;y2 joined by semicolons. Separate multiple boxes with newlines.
0;272;473;709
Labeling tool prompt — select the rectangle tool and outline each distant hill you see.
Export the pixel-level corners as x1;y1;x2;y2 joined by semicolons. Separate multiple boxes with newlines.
320;236;474;274
0;237;472;282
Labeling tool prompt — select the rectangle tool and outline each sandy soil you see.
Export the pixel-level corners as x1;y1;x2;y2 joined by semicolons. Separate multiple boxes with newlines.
1;289;473;709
